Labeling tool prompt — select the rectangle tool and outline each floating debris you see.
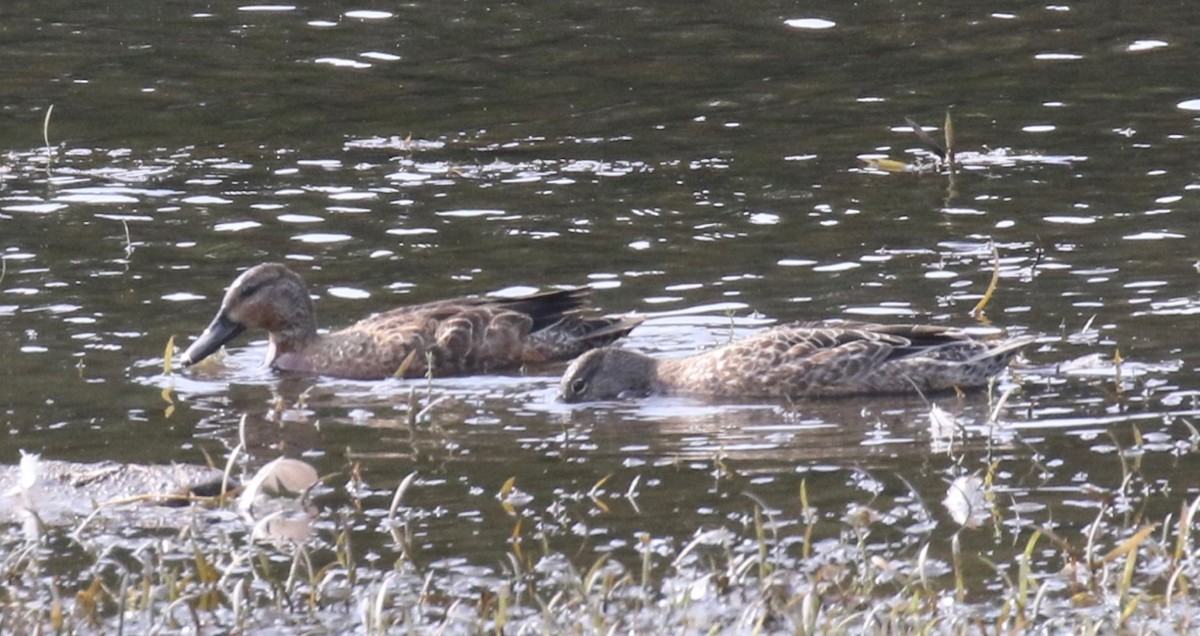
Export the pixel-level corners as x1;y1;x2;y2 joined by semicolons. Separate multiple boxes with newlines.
857;107;1086;175
943;474;989;528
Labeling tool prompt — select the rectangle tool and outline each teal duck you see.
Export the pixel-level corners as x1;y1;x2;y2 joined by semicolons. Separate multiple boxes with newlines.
559;321;1032;402
180;263;641;380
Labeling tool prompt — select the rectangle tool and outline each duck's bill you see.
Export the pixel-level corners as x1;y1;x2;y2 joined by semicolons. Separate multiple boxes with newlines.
181;313;245;366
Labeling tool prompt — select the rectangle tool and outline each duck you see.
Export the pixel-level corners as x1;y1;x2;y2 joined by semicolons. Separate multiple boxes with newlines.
559;320;1032;402
180;263;642;380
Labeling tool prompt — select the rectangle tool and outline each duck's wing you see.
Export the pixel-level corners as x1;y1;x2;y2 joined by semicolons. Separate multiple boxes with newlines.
652;324;901;396
350;288;590;332
333;288;628;378
724;324;913;393
785;321;972;348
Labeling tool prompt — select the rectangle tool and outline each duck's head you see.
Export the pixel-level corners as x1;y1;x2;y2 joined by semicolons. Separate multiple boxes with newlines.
558;347;657;402
181;263;317;367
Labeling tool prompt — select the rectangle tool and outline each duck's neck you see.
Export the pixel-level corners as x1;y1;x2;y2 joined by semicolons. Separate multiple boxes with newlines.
267;297;319;359
612;349;663;395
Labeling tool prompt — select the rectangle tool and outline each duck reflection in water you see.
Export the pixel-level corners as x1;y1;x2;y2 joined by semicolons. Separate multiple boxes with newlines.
180;263;641;380
559;321;1032;402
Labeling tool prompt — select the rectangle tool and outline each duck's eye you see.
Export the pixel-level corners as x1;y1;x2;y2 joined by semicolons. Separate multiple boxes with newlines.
570;378;587;395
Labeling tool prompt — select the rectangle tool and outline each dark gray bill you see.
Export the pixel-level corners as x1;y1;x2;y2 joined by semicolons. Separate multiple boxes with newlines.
181;313;246;366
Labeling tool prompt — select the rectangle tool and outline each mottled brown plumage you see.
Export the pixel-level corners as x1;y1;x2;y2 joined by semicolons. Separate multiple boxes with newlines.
559;321;1032;402
181;263;641;380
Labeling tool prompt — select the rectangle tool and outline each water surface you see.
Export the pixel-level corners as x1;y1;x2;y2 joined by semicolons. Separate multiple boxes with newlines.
3;0;1200;628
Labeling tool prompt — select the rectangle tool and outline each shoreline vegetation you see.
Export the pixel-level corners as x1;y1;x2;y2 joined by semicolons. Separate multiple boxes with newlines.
3;410;1197;634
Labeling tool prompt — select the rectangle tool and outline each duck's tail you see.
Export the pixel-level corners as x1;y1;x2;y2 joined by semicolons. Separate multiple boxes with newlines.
497;288;592;332
522;315;644;364
968;335;1036;366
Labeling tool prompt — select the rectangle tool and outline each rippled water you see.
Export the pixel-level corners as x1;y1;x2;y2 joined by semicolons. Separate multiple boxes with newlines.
4;0;1200;625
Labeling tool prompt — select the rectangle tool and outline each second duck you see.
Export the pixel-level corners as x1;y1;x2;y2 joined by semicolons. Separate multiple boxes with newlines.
559;321;1032;402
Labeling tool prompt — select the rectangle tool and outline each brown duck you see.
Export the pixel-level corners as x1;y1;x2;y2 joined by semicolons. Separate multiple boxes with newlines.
180;263;641;380
559;321;1032;401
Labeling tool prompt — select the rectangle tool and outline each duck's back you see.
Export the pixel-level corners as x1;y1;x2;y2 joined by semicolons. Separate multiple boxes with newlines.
658;321;1029;397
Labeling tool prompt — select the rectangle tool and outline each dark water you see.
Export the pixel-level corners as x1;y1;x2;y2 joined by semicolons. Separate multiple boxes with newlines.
3;0;1200;616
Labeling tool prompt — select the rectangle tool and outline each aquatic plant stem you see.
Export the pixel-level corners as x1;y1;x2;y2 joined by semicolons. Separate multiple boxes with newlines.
972;244;1001;319
43;104;54;162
